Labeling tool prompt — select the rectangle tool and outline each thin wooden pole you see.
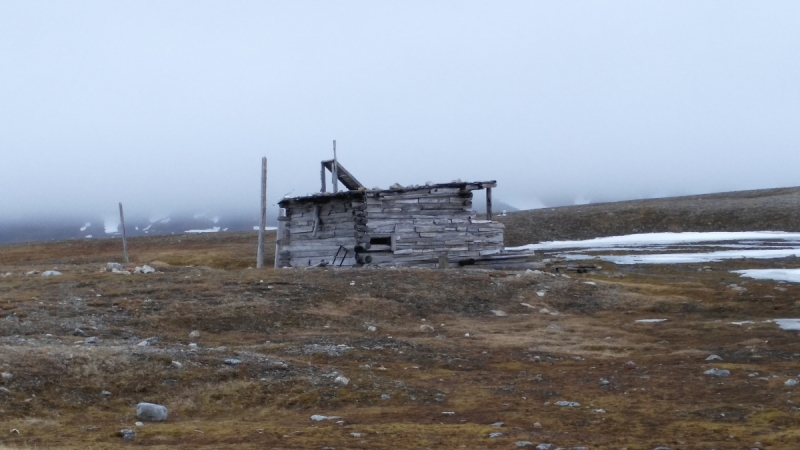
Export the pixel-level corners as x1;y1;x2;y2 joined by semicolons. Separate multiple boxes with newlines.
257;157;267;268
486;187;493;221
332;140;338;193
320;162;326;193
274;208;285;268
119;202;129;264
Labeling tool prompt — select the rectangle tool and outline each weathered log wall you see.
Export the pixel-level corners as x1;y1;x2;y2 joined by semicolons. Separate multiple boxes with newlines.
277;184;505;268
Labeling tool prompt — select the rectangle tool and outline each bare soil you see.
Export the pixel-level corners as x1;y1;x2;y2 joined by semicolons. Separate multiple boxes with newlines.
2;231;800;448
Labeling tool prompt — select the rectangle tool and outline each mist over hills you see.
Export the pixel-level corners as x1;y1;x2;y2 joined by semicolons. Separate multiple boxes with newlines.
0;197;519;244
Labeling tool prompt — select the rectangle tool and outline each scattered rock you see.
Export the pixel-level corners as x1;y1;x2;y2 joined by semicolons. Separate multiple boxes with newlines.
41;270;62;277
381;394;391;400
136;402;168;422
442;411;455;416
546;323;564;333
1;372;12;380
73;328;88;337
138;265;156;274
367;326;377;332
101;390;111;396
785;379;799;387
539;308;550;314
107;262;124;271
491;310;508;317
334;375;350;386
490;422;504;427
224;359;241;366
189;330;200;339
311;414;341;421
0;387;11;395
137;340;150;347
85;337;99;344
170;361;183;369
536;291;546;297
536;444;552;450
599;378;610;386
350;432;362;438
112;268;131;275
489;432;503;438
135;421;144;427
533;422;542;428
420;324;435;332
555;401;580;407
26;270;40;275
706;354;723;361
516;442;534;448
593;409;607;413
625;360;637;368
117;429;136;440
704;368;730;377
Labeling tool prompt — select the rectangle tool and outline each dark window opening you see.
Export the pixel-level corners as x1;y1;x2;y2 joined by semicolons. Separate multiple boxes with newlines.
370;236;392;246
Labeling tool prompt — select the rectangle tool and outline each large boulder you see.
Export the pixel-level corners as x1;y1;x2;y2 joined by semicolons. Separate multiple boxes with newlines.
136;402;168;422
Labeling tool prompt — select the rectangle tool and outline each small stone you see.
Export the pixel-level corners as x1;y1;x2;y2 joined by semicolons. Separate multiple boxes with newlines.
555;400;580;407
42;270;62;277
600;378;610;386
189;330;200;339
107;262;124;271
1;372;12;380
137;340;150;347
350;432;362;438
625;360;637;368
536;291;545;297
85;337;99;344
224;359;241;365
135;421;144;427
785;379;799;387
101;390;111;396
26;270;40;275
593;409;607;413
136;402;168;422
0;387;11;394
706;354;723;361
536;444;552;450
489;432;503;438
539;308;550;314
334;375;350;386
491;310;508;317
516;442;534;448
73;328;88;337
381;394;391;400
140;265;156;274
420;324;435;332
533;422;542;428
170;361;183;369
490;422;504;427
704;368;730;377
188;343;198;349
367;326;377;332
442;411;455;416
546;323;564;333
117;429;136;440
464;333;470;337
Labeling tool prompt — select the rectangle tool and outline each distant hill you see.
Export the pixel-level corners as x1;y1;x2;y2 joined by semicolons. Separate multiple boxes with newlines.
497;186;800;247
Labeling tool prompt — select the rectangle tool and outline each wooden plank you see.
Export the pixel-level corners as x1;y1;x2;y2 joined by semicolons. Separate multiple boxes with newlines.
485;187;492;220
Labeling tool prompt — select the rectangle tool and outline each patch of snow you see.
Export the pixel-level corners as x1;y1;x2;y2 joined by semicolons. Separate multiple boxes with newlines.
185;227;221;234
103;218;120;234
80;222;91;231
774;319;800;331
733;269;800;284
160;218;171;224
731;321;755;326
635;319;667;323
568;248;800;265
253;226;278;231
85;235;92;239
143;224;152;232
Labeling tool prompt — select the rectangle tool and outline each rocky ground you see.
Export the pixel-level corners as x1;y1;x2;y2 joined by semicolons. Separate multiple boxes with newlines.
2;231;800;449
498;186;800;246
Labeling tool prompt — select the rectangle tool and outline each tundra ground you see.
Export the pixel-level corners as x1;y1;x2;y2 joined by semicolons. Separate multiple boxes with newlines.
1;232;800;449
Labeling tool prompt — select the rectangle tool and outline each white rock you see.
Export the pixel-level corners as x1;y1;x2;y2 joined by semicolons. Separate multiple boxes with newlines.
135;421;144;427
367;326;377;332
490;310;508;317
26;271;40;275
351;432;362;438
188;343;198;349
704;368;730;377
546;323;564;333
706;354;723;361
441;411;455;416
554;400;580;407
1;372;12;380
42;270;62;277
170;361;183;369
140;265;156;274
137;340;150;347
536;291;546;297
539;308;550;314
85;337;99;344
189;330;200;338
112;268;130;275
136;402;168;422
420;324;435;332
785;379;799;387
334;375;350;386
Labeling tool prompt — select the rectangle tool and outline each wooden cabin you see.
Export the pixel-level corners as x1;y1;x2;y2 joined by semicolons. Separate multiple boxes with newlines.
275;160;533;269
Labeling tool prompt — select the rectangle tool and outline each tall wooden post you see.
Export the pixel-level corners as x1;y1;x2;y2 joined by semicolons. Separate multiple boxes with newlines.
332;140;339;193
119;202;129;264
257;157;267;268
486;188;493;220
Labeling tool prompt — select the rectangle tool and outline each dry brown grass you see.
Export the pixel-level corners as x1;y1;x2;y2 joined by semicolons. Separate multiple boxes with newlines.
2;232;800;448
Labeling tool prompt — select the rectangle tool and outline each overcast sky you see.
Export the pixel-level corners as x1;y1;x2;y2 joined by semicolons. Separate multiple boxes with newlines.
2;1;799;220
